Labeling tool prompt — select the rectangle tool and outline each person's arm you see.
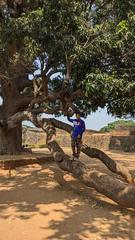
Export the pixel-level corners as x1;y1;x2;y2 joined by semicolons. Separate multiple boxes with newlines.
67;116;74;123
79;120;86;135
82;121;86;133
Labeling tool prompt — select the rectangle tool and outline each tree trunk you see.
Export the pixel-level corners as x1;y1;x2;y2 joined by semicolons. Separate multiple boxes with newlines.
0;124;22;154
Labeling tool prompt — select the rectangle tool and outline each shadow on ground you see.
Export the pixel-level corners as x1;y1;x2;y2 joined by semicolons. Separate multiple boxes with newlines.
0;151;135;240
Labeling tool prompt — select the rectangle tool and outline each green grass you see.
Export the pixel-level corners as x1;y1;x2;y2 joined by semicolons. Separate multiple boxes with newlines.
28;144;47;149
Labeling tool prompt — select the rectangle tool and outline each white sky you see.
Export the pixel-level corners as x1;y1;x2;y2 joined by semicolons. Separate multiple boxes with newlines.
23;108;121;131
58;108;120;130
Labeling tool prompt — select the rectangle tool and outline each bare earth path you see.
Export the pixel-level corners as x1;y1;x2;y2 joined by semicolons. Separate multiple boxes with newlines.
0;149;135;240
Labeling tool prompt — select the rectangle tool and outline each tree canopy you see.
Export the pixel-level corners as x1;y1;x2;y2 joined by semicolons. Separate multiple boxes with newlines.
0;0;134;121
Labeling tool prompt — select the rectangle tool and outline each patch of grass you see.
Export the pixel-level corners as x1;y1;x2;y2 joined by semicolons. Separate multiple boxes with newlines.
28;144;47;149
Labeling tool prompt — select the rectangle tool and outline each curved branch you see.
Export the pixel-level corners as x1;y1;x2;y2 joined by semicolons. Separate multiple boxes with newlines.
7;110;40;129
30;88;83;109
17;78;33;91
81;145;133;184
32;107;61;115
0;106;3;117
52;145;135;209
44;121;135;209
0;86;3;97
14;96;33;112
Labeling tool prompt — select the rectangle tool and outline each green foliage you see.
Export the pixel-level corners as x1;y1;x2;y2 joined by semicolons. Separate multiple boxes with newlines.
0;0;135;117
84;8;135;117
100;120;135;133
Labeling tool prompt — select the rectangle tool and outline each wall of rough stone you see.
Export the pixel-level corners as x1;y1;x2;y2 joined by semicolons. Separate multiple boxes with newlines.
22;128;45;146
22;127;135;152
109;136;135;152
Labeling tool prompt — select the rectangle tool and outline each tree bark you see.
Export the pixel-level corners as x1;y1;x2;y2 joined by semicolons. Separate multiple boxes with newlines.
81;145;133;183
0;123;22;154
42;118;134;183
45;122;135;209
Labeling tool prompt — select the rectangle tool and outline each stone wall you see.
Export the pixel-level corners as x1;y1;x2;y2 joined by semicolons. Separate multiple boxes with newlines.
109;136;135;152
22;127;135;152
22;127;45;146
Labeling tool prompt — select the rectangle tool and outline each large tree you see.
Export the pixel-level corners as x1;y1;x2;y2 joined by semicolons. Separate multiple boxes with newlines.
0;0;135;208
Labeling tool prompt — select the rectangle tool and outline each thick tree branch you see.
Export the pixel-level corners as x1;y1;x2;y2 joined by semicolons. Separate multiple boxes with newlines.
17;78;33;91
14;96;33;112
43;121;135;209
32;107;61;115
0;105;3;116
60;56;73;98
0;86;2;97
70;89;84;101
39;58;48;97
29;88;83;109
51;143;135;209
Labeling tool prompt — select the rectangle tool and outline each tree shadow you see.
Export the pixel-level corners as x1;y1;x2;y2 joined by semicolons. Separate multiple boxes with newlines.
0;158;135;240
46;166;135;240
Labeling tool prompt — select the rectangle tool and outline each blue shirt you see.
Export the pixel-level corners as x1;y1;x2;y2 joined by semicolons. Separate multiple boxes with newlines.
67;117;86;138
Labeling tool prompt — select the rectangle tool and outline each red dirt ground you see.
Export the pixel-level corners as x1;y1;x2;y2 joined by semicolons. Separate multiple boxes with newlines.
0;148;135;240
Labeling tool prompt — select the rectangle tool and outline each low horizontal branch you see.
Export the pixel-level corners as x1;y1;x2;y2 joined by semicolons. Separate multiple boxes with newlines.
54;149;135;209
